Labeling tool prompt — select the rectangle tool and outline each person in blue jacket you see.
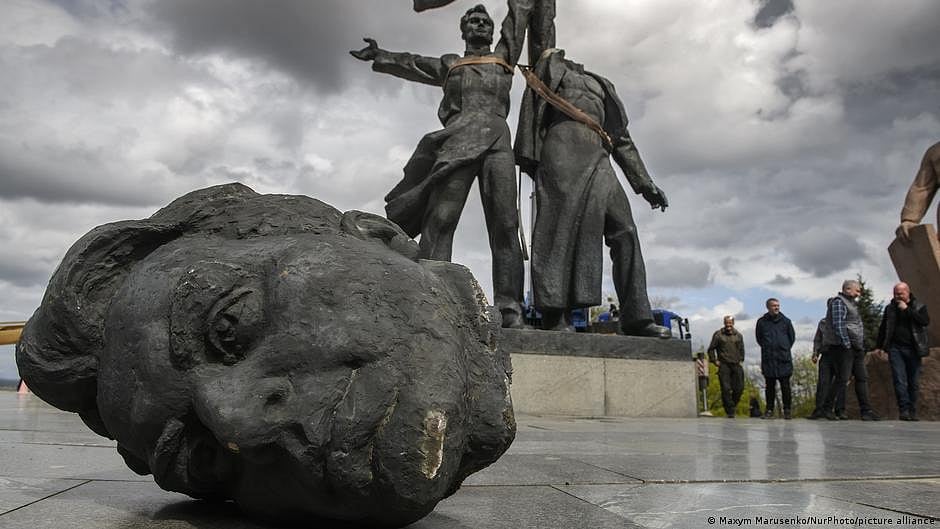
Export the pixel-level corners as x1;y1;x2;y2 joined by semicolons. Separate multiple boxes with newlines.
756;298;796;419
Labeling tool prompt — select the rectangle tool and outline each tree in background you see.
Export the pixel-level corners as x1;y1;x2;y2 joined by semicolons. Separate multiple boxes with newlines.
696;348;821;418
856;274;885;352
700;360;763;417
787;351;819;417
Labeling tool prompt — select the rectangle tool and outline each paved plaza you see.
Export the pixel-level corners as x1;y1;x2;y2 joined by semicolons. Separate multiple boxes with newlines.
1;390;938;528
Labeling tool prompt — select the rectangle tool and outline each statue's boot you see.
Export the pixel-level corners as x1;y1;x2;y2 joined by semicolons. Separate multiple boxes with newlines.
620;320;671;339
540;309;574;332
500;307;526;329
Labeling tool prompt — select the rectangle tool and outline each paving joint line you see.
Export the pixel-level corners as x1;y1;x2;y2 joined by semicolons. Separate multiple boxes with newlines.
0;480;92;517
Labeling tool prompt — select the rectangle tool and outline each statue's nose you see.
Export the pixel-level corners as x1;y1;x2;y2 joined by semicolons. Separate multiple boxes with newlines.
193;375;295;451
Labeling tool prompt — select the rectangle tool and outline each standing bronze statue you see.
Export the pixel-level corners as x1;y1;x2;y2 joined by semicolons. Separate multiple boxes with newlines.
897;141;940;242
515;49;670;337
351;2;551;328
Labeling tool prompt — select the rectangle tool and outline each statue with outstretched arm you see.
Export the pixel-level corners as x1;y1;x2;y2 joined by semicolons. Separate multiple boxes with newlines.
897;141;940;242
412;0;556;65
350;2;553;328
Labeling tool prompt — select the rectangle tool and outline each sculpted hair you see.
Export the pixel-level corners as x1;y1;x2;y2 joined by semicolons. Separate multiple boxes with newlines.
460;4;491;34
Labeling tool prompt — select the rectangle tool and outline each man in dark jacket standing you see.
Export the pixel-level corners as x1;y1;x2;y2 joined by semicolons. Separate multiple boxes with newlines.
708;316;746;418
756;298;796;419
875;282;930;421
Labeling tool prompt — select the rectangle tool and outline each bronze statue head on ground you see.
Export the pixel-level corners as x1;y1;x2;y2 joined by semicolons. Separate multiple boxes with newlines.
17;183;515;527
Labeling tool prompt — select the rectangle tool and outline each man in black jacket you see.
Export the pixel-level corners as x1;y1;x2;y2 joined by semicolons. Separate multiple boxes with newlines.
875;282;930;421
756;298;796;419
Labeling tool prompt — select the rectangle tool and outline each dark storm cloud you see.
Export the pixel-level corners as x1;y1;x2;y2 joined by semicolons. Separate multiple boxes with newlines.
647;258;711;288
0;257;55;288
785;228;867;276
144;0;465;93
842;68;940;132
47;0;130;18
754;0;794;28
0;144;164;207
768;274;794;286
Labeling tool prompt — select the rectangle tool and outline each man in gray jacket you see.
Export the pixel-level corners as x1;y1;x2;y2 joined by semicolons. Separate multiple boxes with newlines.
819;279;880;421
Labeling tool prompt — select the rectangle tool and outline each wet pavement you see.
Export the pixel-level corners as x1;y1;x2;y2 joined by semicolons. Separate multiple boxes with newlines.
1;391;938;528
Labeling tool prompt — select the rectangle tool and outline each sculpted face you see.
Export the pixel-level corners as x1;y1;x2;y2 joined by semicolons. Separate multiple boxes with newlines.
461;9;494;44
18;184;514;527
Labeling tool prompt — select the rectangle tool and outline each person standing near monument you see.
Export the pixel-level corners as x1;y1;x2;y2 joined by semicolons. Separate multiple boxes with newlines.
755;298;795;419
819;279;880;421
808;317;834;419
351;3;538;328
875;282;930;421
896;141;940;242
707;316;746;418
514;48;670;337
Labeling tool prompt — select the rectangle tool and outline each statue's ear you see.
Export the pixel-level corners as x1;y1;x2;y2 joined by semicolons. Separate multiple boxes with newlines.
340;210;420;261
17;219;181;437
418;260;501;352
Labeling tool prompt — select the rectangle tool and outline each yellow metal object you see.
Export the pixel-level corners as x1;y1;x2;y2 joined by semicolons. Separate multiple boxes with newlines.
0;322;25;346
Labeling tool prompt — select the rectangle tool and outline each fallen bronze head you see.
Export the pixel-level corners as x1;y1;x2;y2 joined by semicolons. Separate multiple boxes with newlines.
17;183;515;527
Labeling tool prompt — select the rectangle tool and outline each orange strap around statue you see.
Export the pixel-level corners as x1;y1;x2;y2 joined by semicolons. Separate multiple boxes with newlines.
518;65;613;149
443;56;514;87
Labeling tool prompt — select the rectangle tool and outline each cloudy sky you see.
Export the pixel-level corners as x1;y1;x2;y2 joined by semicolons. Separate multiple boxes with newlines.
2;0;939;380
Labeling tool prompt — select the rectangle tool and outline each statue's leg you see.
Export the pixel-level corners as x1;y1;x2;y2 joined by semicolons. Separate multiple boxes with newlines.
479;150;525;327
418;164;477;262
603;183;654;330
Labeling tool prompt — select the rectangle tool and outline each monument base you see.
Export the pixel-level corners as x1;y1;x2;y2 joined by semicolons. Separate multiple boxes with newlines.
888;223;940;346
846;348;940;421
501;329;696;417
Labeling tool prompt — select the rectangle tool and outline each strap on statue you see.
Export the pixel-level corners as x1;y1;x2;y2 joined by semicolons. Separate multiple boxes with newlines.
518;65;613;150
443;56;514;87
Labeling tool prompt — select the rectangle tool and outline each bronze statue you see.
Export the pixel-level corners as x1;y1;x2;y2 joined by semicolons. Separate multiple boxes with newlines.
17;184;515;527
897;141;940;242
351;1;553;328
515;49;670;337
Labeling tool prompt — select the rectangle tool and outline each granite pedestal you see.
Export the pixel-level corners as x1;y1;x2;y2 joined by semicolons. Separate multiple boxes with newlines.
501;329;696;417
889;223;940;346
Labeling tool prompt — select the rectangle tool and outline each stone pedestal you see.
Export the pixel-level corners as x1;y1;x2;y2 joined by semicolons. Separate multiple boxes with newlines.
846;349;940;421
889;224;940;346
501;329;696;417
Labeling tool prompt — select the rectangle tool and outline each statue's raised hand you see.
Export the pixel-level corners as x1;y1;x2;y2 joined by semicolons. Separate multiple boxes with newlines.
642;184;669;212
350;38;379;61
896;221;917;243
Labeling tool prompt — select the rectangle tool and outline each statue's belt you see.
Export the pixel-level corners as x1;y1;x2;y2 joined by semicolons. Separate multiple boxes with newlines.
444;56;612;149
443;56;514;87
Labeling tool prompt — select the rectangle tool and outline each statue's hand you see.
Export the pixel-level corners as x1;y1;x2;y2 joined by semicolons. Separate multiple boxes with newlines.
641;185;668;212
350;38;379;61
896;221;917;243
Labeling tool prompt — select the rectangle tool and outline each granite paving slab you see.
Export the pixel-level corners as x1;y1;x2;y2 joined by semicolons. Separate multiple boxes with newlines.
0;442;148;481
3;391;940;528
0;477;87;515
463;453;641;486
407;485;644;529
559;481;940;528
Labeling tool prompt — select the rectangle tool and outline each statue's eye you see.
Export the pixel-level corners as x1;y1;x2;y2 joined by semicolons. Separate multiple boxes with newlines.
206;289;263;365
